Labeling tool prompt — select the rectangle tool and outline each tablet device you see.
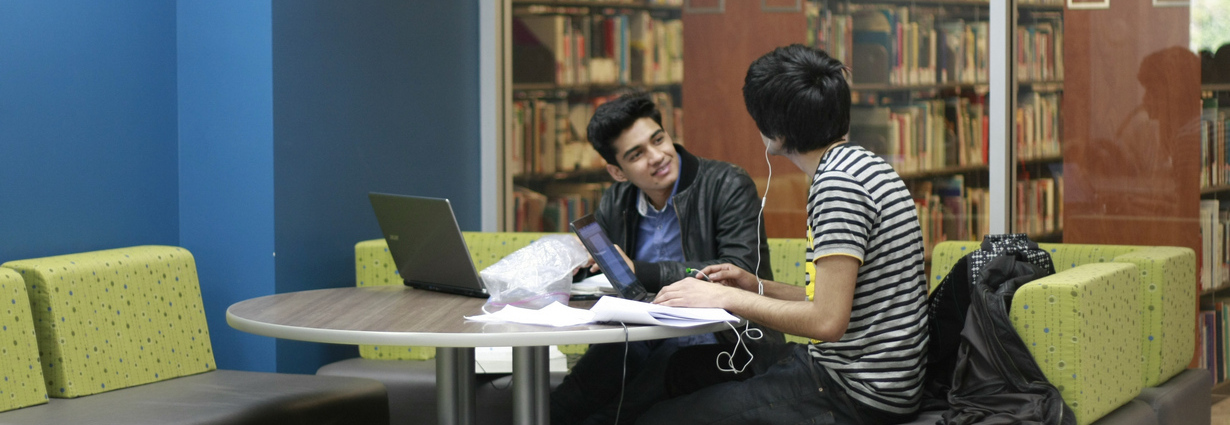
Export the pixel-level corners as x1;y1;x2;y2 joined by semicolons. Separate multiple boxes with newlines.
569;214;649;301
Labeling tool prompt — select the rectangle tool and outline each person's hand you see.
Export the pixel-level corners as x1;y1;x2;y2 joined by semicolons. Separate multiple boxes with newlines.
576;257;596;275
699;264;759;292
653;277;739;308
588;245;634;274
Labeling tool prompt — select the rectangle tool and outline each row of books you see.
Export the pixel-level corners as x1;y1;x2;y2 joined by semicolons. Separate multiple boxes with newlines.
850;92;1062;175
1198;299;1230;384
1018;92;1063;160
911;176;990;256
510;91;680;176
849;94;988;175
1200;199;1230;292
512;184;608;232
1201;98;1230;189
1017;20;1065;82
805;3;1062;87
909;174;1062;257
512;12;682;87
1014;176;1062;236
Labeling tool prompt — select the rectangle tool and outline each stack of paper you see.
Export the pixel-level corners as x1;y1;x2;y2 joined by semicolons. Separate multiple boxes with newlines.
571;273;617;297
465;296;738;328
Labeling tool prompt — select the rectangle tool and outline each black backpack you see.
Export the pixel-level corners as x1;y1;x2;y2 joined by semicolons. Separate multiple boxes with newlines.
922;234;1072;425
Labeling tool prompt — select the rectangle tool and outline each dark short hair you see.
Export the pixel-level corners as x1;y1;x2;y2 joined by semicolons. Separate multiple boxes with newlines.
586;91;663;166
743;44;850;153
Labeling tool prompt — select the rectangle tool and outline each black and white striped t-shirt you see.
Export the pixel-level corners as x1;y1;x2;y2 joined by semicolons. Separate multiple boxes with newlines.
803;144;929;415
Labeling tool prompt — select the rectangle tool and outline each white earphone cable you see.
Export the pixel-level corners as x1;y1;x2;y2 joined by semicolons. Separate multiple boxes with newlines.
717;142;774;374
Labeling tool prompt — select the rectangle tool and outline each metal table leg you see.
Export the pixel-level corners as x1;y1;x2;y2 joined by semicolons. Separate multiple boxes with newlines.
437;347;476;425
513;346;550;425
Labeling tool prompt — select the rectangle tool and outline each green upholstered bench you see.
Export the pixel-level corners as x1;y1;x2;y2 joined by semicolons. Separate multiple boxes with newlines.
0;267;49;413
902;241;1208;425
0;246;390;425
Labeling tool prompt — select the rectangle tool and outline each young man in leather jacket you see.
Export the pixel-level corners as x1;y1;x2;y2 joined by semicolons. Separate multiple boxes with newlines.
549;92;781;425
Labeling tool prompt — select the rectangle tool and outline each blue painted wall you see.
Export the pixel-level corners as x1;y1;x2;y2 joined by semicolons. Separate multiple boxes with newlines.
0;0;483;375
177;0;277;372
271;0;483;374
0;2;179;261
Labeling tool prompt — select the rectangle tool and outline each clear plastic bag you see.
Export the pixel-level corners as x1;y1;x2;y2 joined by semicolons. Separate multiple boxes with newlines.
480;235;589;312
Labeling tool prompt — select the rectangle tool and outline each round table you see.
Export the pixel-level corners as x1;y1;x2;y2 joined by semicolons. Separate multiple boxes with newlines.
226;286;732;425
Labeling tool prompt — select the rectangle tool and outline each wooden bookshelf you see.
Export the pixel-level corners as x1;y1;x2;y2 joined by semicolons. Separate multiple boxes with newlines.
899;164;988;180
505;0;683;232
514;168;611;186
512;0;681;12
512;82;681;93
1200;82;1230;92
1203;185;1230;196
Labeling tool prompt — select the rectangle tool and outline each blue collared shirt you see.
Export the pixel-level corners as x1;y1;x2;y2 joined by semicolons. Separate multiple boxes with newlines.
633;159;715;346
634;159;684;265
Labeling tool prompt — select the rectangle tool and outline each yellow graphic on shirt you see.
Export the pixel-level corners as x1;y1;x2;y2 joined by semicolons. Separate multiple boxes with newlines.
805;225;823;343
805;224;815;302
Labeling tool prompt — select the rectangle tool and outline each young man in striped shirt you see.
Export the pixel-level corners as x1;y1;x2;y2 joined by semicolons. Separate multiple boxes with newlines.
646;44;930;424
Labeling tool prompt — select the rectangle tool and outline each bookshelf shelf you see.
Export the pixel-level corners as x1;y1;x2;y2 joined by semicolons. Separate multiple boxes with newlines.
1021;153;1063;164
1020;80;1064;93
1201;284;1230;297
1202;184;1230;196
1028;230;1063;243
847;80;1060;97
899;164;988;180
834;0;990;6
514;168;611;186
1018;2;1065;10
513;82;681;93
1204;83;1230;93
850;82;988;93
512;0;681;12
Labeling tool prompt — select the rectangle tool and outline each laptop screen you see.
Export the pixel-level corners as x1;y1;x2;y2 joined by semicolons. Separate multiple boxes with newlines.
570;214;648;301
368;193;489;298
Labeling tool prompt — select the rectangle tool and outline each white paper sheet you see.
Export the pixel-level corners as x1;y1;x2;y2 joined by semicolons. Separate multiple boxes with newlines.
463;296;739;328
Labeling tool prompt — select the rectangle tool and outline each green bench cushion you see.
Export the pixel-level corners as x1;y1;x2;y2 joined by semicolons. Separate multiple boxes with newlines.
1;246;215;398
1113;247;1196;387
931;241;1196;388
1012;263;1143;425
0;268;47;411
767;238;810;344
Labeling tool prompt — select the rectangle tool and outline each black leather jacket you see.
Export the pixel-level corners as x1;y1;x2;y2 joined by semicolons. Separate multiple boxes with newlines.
594;144;773;292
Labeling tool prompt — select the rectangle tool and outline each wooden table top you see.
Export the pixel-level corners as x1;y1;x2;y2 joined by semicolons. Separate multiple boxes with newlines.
226;286;731;347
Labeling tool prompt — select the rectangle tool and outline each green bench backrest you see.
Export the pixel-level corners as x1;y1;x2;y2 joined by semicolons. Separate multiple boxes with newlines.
0;268;47;411
2;246;216;398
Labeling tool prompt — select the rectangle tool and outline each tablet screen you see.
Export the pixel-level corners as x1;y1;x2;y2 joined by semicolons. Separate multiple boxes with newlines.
570;214;649;301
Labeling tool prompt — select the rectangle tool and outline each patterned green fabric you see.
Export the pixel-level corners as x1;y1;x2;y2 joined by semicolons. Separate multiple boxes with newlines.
767;238;807;288
931;241;1197;403
929;241;982;293
0;268;47;411
354;233;558;360
1011;263;1143;425
1113;248;1197;387
767;238;811;344
1;246;215;398
1041;244;1140;274
931;242;1149;290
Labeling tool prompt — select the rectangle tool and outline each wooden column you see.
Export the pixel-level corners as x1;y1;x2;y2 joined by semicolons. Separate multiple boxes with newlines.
682;0;809;238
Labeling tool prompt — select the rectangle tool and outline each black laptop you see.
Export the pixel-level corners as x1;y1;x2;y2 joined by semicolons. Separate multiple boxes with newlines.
569;214;650;301
368;193;489;298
